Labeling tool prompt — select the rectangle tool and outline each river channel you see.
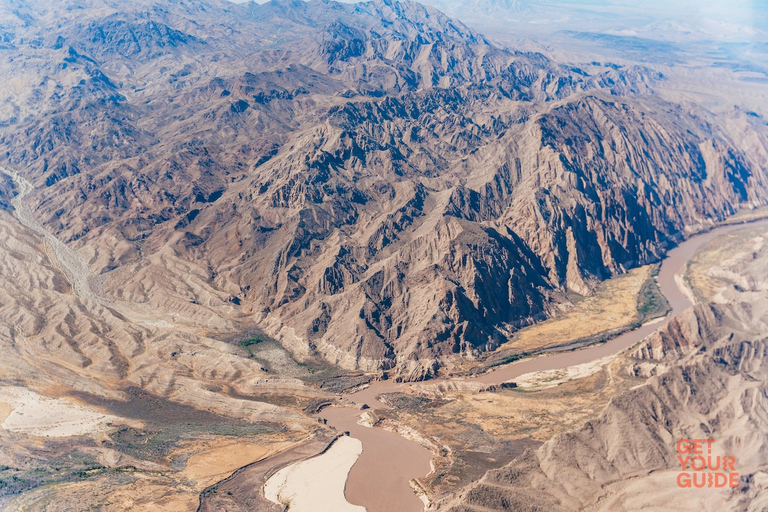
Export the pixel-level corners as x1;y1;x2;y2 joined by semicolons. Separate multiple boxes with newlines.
320;218;768;512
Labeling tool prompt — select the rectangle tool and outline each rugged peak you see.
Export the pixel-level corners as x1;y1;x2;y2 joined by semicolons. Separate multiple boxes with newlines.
355;0;483;43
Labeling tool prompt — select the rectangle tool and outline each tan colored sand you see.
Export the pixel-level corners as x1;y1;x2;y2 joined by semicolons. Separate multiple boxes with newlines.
178;438;295;488
501;265;653;354
101;482;198;512
509;354;618;390
263;436;366;512
4;476;200;512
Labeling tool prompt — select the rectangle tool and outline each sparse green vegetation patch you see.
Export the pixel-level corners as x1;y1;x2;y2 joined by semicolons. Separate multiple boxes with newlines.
108;422;277;463
0;452;107;499
378;393;448;411
637;266;670;321
238;336;263;349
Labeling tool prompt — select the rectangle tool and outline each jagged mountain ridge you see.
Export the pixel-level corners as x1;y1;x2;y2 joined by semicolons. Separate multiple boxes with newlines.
437;227;768;511
0;0;767;378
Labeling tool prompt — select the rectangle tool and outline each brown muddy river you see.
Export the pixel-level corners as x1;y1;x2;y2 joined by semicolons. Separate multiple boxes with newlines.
321;406;432;512
321;219;768;512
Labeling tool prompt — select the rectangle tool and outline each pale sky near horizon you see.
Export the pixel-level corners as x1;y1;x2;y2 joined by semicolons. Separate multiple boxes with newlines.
224;0;766;23
225;0;767;35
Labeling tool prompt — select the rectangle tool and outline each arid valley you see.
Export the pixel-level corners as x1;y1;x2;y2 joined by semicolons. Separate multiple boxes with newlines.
0;0;768;511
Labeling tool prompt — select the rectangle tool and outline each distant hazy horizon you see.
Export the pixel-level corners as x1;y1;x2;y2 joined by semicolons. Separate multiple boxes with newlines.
225;0;767;39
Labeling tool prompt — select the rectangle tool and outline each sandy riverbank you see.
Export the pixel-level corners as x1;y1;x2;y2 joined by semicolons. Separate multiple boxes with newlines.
263;435;366;512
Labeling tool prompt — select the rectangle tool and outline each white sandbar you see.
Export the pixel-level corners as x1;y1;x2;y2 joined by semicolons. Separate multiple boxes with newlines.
263;435;366;512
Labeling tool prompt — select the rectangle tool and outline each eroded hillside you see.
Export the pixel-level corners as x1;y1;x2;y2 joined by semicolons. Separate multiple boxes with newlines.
438;225;768;512
1;0;767;380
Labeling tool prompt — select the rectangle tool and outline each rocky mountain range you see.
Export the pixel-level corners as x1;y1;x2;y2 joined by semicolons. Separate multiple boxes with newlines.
1;0;768;379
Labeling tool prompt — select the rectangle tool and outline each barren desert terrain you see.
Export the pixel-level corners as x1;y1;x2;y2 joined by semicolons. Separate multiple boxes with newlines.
0;0;767;510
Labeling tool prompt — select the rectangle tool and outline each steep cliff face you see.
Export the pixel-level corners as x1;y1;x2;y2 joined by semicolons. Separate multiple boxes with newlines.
1;0;767;377
500;98;768;289
437;230;768;511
